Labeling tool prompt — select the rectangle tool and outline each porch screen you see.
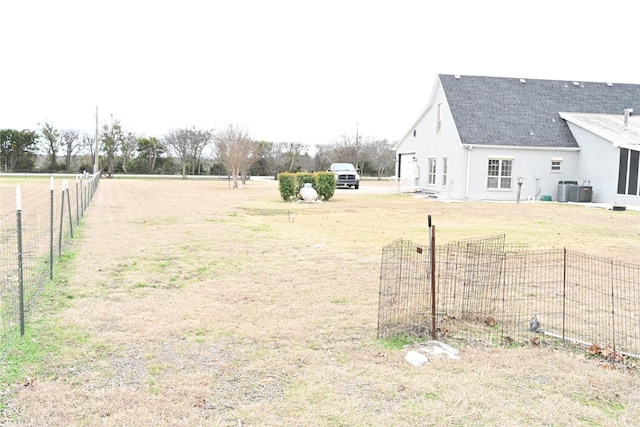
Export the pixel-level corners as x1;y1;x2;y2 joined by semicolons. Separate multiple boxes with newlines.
618;148;640;195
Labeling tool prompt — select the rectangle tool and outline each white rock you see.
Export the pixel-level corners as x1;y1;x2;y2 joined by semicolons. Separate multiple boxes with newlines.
419;341;460;360
405;350;430;366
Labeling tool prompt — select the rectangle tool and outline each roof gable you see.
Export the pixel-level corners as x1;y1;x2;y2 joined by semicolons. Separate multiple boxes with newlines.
559;112;640;150
439;74;640;148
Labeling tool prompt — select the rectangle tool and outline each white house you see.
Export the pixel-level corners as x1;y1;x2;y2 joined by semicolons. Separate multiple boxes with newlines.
394;74;640;206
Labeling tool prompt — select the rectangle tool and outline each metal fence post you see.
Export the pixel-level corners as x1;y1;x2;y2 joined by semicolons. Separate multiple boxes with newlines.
75;175;80;226
58;181;65;255
429;215;437;340
50;176;54;279
66;179;73;238
84;175;89;212
610;260;616;354
16;186;25;336
562;248;566;340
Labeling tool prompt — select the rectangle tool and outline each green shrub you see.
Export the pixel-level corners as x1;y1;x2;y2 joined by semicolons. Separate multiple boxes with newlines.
315;172;336;201
278;172;336;202
278;173;297;201
295;173;314;195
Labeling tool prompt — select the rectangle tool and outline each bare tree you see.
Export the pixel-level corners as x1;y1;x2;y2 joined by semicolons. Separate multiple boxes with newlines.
164;127;213;178
186;128;213;175
280;142;307;172
61;129;80;171
121;132;138;173
314;143;336;172
363;138;395;179
39;122;61;171
214;124;258;188
101;116;125;177
164;129;189;178
80;133;96;171
333;134;364;170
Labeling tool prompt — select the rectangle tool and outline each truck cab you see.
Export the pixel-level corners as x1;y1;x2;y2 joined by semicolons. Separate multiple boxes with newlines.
329;163;360;189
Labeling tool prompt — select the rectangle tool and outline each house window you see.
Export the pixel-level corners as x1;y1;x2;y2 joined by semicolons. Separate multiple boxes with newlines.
551;157;562;172
436;103;442;133
487;158;513;189
442;157;448;187
428;157;436;185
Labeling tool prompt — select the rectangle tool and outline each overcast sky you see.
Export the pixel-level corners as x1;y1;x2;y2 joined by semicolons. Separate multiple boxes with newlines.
2;0;639;147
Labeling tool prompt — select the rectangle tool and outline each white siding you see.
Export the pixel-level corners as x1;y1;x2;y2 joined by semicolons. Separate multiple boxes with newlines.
568;122;639;205
395;79;468;199
465;146;580;201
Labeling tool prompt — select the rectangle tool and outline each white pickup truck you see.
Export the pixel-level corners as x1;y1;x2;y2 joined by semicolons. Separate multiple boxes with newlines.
329;163;360;189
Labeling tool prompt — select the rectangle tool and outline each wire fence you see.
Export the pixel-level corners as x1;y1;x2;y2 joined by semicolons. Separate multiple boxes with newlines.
378;234;640;363
0;174;100;359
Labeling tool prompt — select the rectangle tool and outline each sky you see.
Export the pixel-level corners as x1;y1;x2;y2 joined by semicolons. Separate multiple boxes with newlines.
2;0;640;148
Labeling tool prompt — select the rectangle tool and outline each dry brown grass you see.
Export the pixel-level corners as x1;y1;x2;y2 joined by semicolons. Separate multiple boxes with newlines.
2;177;640;426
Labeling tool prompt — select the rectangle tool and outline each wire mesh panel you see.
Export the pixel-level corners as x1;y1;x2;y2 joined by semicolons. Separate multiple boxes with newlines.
437;235;507;322
609;259;640;358
435;235;507;344
500;249;565;343
565;251;640;358
378;239;433;339
378;234;640;361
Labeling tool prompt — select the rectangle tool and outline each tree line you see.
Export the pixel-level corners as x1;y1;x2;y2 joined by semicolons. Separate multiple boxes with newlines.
0;119;396;186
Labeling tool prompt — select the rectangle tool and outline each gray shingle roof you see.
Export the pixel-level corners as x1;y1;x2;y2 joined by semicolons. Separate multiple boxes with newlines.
439;74;640;148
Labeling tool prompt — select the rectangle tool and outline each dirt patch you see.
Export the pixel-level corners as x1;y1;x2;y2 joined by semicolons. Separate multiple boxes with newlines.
4;178;640;425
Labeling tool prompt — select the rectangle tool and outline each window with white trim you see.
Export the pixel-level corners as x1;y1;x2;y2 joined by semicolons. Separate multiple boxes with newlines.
551;157;562;172
442;157;448;187
487;158;513;189
436;103;442;133
428;157;436;185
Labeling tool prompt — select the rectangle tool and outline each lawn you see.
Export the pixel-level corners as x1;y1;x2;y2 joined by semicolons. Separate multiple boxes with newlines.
1;177;639;426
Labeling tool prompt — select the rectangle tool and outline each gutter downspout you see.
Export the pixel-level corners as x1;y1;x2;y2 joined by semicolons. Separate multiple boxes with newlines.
464;145;472;199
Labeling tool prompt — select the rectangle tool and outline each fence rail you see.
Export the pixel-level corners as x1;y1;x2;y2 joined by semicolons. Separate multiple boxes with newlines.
0;174;100;358
378;235;640;362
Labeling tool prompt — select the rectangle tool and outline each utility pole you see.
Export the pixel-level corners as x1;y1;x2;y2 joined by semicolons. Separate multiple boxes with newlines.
355;122;360;172
94;106;99;174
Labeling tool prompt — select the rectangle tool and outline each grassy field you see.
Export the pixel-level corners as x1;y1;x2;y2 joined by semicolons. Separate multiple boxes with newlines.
1;177;639;426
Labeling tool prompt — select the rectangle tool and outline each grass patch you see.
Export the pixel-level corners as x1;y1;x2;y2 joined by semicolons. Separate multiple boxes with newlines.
0;249;90;385
377;334;417;350
423;391;439;400
240;208;291;217
133;281;153;289
113;260;138;274
571;392;626;415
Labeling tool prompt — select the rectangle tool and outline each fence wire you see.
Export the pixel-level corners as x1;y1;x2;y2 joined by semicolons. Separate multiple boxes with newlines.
0;175;100;358
378;236;640;361
0;214;20;356
378;239;433;339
